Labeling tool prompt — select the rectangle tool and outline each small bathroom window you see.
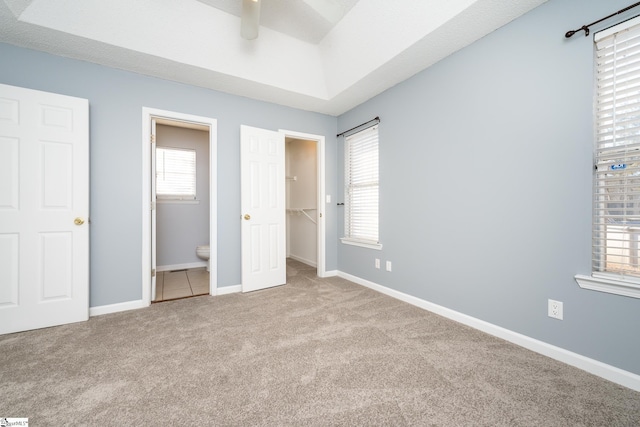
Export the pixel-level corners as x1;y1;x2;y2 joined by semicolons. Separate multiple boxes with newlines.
156;147;196;200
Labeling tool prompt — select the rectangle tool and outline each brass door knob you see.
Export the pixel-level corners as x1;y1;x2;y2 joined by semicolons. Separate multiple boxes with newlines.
244;214;251;220
74;217;85;225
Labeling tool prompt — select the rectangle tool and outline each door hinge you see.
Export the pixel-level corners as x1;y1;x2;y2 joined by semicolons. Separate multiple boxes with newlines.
151;268;156;277
151;201;156;210
150;134;156;143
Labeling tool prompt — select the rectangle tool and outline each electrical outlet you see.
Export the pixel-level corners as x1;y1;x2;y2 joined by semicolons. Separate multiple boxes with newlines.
548;299;563;320
375;258;380;269
386;261;392;272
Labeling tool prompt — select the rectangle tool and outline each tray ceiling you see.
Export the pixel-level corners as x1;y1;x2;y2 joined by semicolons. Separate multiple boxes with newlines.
0;0;548;115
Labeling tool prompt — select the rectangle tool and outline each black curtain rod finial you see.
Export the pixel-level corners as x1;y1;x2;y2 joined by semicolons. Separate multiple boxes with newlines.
565;25;589;38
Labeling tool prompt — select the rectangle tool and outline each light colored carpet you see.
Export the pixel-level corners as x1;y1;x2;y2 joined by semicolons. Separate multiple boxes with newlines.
1;259;639;426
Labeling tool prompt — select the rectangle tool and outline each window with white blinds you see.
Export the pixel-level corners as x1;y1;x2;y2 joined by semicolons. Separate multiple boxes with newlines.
156;147;196;200
343;125;380;248
593;17;640;281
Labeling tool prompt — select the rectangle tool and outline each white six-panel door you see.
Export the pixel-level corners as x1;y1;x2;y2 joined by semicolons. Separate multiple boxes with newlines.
240;125;286;292
0;83;89;335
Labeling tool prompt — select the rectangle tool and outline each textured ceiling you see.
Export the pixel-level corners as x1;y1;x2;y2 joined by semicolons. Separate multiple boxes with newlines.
0;0;548;116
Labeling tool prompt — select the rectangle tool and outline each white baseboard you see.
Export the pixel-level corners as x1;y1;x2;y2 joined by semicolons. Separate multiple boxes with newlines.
338;271;640;392
157;261;207;272
323;270;338;277
288;254;317;268
90;299;148;317
216;285;241;295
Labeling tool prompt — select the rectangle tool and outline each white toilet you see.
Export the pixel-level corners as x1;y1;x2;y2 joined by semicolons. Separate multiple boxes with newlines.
196;245;210;272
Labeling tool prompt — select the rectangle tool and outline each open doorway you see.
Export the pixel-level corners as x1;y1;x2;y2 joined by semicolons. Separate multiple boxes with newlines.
142;108;217;306
280;129;326;277
154;122;210;302
286;137;317;270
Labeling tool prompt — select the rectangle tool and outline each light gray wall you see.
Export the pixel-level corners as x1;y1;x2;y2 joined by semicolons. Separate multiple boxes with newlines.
286;139;317;265
0;42;338;307
338;0;640;375
156;124;209;268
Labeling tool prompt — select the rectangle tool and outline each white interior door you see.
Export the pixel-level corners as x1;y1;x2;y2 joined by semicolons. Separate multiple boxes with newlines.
240;125;286;292
0;83;89;334
150;118;157;301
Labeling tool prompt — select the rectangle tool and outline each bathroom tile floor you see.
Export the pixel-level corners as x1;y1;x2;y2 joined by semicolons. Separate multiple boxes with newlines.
153;268;209;302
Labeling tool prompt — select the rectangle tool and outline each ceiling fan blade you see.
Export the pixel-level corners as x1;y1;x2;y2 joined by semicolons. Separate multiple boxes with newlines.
303;0;345;24
241;0;261;40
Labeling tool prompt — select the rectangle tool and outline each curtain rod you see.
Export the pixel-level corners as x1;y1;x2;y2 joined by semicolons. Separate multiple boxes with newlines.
565;1;640;38
337;116;380;138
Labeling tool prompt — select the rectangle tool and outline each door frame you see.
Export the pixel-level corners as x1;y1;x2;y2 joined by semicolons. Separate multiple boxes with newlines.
141;107;217;305
279;129;326;277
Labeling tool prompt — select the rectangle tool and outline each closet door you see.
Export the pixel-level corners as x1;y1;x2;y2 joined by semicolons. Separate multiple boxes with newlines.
240;125;286;292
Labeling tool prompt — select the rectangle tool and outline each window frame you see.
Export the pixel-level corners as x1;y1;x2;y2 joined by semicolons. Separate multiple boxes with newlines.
341;124;382;250
155;146;197;202
575;15;640;299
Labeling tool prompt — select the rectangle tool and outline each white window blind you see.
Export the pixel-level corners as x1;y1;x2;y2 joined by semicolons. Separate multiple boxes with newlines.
344;125;379;245
594;18;640;280
156;147;196;200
